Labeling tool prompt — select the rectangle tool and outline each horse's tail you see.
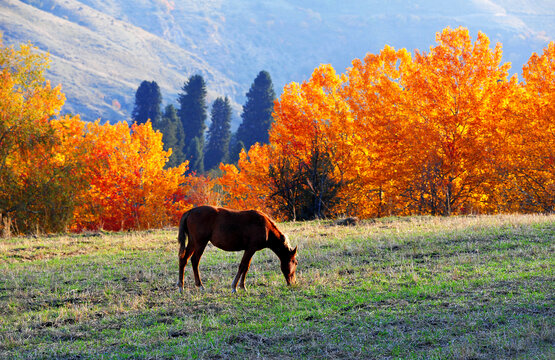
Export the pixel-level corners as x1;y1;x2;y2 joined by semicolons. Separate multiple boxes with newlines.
178;210;191;248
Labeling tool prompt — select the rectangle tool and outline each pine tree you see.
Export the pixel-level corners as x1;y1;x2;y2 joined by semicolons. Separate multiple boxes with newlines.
228;134;245;164
157;105;185;168
236;70;276;150
178;75;207;172
205;97;232;171
132;80;162;125
187;137;204;174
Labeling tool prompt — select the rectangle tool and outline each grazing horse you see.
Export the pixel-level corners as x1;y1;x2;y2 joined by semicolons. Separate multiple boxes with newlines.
177;206;298;293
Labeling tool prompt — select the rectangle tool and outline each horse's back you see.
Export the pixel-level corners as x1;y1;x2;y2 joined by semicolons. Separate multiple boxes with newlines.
189;205;219;219
186;205;219;239
188;206;271;251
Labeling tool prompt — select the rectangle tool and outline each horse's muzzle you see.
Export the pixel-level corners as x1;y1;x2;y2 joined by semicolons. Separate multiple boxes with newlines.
286;274;297;285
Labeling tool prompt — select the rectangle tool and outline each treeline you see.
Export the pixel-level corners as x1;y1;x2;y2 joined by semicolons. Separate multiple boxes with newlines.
131;71;276;173
1;27;553;235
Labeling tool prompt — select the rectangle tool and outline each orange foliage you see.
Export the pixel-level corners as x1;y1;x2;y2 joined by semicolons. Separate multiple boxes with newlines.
70;121;192;231
182;173;219;208
501;41;555;212
218;27;554;219
218;144;273;214
4;29;551;233
398;28;517;215
343;45;413;217
0;35;85;234
1;36;209;234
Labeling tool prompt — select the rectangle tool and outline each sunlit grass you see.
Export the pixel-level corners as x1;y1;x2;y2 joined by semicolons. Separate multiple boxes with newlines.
0;214;553;359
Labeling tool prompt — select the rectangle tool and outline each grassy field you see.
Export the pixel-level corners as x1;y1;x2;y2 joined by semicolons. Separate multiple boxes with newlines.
0;214;553;359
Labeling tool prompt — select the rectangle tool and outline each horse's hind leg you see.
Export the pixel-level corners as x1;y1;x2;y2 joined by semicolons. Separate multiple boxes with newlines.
178;244;194;293
231;249;255;293
191;241;208;290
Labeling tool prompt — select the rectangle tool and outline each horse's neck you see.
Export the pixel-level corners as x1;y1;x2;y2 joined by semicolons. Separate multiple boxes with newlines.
269;238;290;259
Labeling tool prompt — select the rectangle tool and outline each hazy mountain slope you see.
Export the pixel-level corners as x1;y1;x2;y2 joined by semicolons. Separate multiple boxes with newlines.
0;0;240;122
1;0;553;124
213;0;552;89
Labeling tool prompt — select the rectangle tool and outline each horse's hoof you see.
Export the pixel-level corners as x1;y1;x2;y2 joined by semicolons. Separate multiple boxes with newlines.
231;288;237;293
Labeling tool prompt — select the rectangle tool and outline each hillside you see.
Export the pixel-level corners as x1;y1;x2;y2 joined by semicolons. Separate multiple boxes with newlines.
1;0;553;125
0;0;241;122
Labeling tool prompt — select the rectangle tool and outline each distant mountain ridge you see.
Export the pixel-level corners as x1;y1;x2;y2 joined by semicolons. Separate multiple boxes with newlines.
1;0;553;126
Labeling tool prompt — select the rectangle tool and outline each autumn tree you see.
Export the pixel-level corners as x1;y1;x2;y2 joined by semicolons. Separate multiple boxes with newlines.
399;27;515;215
218;144;273;214
72;121;191;231
132;80;162;125
505;41;555;212
343;45;413;217
270;65;356;219
221;65;358;220
205;97;232;171
0;35;86;234
341;28;519;216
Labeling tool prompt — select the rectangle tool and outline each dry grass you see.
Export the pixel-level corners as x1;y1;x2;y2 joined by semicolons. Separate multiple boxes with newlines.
0;214;553;359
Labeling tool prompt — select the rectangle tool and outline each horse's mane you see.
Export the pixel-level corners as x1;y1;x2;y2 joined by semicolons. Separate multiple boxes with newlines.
263;212;292;250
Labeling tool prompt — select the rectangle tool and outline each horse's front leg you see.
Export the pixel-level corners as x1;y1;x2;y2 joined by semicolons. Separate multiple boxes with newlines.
231;249;255;293
191;252;205;290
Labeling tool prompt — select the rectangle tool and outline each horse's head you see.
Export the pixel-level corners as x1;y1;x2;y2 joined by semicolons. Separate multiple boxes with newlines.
280;245;298;285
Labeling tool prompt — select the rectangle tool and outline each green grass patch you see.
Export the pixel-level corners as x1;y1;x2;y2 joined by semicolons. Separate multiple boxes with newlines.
1;214;553;359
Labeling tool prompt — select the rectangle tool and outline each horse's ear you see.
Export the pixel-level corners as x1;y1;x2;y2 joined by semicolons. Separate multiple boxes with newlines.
292;246;297;256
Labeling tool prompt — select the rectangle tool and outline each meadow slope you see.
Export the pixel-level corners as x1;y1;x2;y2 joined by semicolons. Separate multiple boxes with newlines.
0;214;553;359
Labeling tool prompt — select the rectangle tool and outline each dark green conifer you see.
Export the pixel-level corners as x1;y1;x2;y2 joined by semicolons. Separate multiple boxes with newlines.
157;105;185;168
187;137;204;174
178;75;207;172
132;80;162;125
205;97;232;171
236;70;276;150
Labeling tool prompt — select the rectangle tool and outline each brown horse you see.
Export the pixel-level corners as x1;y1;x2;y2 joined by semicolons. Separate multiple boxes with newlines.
177;205;298;293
